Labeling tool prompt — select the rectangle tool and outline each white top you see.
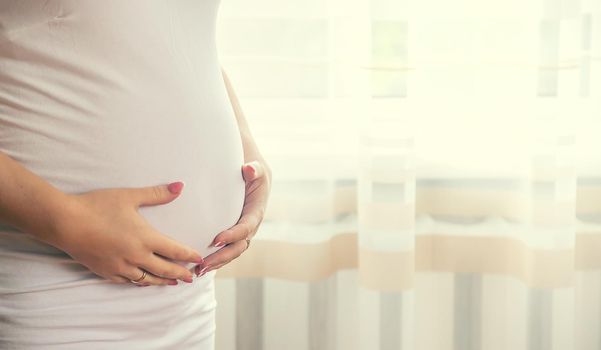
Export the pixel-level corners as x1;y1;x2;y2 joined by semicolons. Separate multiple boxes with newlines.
0;1;245;348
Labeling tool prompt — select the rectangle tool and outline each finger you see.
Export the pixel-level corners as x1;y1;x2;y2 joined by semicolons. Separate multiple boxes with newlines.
211;261;228;271
148;229;204;264
242;161;263;182
138;253;194;283
129;181;184;208
109;275;132;284
196;258;232;277
121;267;178;286
198;239;247;274
195;261;226;277
211;213;259;248
239;198;266;224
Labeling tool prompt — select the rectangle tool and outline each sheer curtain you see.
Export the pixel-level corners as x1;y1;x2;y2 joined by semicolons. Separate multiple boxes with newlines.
212;0;601;349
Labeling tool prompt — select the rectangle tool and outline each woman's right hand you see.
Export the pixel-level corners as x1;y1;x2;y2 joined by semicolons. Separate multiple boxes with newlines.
49;181;203;287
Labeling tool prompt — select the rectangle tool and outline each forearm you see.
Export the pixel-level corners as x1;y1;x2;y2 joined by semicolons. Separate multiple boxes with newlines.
220;67;265;163
0;151;74;245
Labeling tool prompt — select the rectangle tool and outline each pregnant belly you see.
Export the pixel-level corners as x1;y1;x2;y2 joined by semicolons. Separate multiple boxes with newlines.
0;84;246;268
89;104;245;265
135;118;247;265
111;87;246;263
133;117;247;266
0;0;245;287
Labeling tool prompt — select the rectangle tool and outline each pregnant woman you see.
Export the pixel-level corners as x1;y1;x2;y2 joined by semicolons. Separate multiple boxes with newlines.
0;0;271;349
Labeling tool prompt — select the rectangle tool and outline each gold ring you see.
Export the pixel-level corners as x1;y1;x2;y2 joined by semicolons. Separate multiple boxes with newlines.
130;270;147;284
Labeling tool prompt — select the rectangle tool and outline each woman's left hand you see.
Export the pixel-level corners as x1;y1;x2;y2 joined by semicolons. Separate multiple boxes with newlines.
192;159;272;277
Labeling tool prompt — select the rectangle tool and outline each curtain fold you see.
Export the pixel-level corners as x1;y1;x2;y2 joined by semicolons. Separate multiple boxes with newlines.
213;0;601;349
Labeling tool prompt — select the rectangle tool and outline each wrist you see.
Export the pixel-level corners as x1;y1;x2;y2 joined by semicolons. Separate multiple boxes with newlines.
43;192;84;250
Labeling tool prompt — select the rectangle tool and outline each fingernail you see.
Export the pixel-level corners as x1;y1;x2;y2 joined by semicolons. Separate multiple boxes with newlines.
167;181;184;194
183;277;193;283
195;256;204;264
213;241;225;248
168;280;178;286
199;266;210;277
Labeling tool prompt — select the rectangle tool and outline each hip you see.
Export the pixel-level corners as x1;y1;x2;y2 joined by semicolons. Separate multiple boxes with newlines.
0;268;218;349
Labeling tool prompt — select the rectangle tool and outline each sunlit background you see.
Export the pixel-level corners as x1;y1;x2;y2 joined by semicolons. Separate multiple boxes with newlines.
212;0;600;349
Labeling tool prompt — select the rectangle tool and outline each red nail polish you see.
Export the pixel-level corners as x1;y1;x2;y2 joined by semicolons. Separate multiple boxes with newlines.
199;266;210;277
167;181;184;194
